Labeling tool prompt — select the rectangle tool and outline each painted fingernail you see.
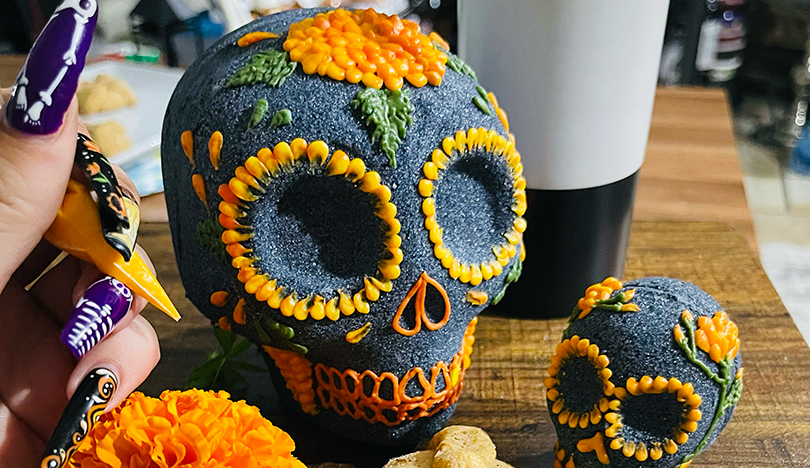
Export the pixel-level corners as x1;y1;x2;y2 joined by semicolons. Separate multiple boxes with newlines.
60;277;132;358
7;0;98;134
75;134;140;261
40;368;117;468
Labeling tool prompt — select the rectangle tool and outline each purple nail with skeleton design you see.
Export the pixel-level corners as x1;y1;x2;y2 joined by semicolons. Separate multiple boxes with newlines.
6;0;98;135
60;277;132;358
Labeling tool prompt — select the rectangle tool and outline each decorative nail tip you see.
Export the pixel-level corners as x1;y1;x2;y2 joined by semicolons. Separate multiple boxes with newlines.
100;191;139;262
60;277;132;358
40;368;117;468
7;0;98;135
75;133;139;260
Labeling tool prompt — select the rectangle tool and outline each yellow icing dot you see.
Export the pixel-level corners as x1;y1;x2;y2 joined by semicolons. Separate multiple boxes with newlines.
465;290;488;306
345;322;372;343
210;291;229;307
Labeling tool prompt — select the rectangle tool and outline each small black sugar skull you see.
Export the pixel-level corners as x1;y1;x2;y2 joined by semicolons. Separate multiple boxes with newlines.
161;8;525;445
546;277;742;468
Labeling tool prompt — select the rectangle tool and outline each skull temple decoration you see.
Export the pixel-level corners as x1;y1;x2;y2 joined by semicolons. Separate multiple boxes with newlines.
162;8;525;444
547;277;742;468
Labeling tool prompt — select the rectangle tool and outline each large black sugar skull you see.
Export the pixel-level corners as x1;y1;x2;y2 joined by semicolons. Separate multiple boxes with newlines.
161;8;526;444
547;277;742;468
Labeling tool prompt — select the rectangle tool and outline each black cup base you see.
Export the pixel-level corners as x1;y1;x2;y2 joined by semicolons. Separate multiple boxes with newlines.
489;171;639;319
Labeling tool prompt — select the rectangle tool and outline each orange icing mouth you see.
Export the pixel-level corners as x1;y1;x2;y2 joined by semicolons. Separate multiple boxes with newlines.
312;317;477;426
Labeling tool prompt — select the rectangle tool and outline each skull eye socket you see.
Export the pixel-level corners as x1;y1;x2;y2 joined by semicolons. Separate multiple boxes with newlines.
219;140;402;321
420;128;527;286
556;356;606;414
545;336;614;430
618;393;686;442
434;156;513;262
260;175;383;288
606;376;703;461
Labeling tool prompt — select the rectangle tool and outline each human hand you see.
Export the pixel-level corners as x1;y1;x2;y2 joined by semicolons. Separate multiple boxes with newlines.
0;2;162;467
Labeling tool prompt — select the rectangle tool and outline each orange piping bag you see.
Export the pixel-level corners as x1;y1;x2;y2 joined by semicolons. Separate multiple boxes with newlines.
44;180;181;321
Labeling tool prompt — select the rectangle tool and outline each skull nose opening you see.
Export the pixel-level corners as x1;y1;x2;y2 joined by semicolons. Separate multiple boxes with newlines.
434;152;515;264
619;393;686;442
253;174;385;294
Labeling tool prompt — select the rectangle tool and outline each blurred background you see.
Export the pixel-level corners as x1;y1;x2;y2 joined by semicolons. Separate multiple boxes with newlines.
0;0;808;341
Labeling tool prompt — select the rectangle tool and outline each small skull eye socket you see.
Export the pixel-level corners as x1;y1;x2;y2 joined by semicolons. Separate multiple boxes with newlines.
618;393;687;443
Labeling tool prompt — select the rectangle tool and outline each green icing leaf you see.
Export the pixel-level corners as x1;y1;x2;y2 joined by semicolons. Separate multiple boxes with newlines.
435;44;477;80
726;373;744;408
473;85;494;115
270;108;292;128
352;87;414;167
195;218;228;263
254;316;308;355
226;49;297;88
248;98;268;130
491;254;523;305
473;95;492;115
674;312;743;465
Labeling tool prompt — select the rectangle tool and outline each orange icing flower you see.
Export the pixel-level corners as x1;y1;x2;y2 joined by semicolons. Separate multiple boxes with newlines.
283;9;447;91
576;277;624;318
695;311;740;363
69;389;306;468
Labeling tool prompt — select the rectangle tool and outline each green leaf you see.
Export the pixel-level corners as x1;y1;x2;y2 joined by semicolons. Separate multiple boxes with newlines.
227;49;297;89
184;355;226;390
186;330;261;393
352;87;413;167
434;43;477;80
195;218;228;263
269;108;292;128
248;98;269;130
491;255;523;306
226;338;255;358
214;326;236;353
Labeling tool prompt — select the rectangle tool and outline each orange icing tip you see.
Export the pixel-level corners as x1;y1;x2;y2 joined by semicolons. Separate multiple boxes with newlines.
237;31;278;47
44;180;181;321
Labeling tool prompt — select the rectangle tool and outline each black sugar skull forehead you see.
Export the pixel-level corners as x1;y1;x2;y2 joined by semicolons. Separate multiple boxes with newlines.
162;7;526;442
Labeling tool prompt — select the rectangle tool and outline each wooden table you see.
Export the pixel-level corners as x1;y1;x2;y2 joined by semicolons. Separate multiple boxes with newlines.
636;87;754;248
138;221;810;467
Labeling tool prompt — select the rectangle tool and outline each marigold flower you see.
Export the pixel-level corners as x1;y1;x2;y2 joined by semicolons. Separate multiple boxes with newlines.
576;277;626;319
694;311;740;363
282;9;448;91
69;389;306;468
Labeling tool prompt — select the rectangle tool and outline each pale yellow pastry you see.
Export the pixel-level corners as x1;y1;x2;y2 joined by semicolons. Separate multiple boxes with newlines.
87;121;132;156
77;74;137;115
427;426;497;468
